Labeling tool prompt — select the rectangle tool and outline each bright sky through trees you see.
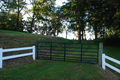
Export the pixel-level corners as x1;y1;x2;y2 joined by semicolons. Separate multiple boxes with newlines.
55;0;94;40
55;0;77;39
0;0;94;40
55;0;68;6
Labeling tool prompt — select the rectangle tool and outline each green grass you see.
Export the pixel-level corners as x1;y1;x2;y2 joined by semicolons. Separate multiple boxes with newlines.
0;30;74;49
0;30;30;34
104;46;120;60
0;30;118;79
0;60;106;80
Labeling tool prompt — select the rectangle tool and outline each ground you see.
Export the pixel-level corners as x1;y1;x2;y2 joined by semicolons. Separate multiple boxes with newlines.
94;64;120;80
0;30;120;80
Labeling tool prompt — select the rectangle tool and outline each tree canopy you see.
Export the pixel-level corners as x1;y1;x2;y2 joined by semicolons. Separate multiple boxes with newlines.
0;0;120;42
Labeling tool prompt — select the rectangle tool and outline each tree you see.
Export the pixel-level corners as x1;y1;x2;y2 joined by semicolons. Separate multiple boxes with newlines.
62;0;89;43
0;0;26;31
27;0;56;33
50;7;65;36
16;0;26;32
87;0;120;39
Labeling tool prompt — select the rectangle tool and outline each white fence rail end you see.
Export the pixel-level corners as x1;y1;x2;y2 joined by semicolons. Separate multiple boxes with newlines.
0;46;35;68
102;54;120;73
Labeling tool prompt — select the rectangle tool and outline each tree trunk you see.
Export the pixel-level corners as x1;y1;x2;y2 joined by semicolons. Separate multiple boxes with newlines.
16;0;20;31
76;21;81;43
95;29;97;39
81;14;84;40
82;30;83;40
103;27;105;38
30;3;36;33
66;30;67;39
53;22;56;37
53;30;56;36
30;13;35;33
105;27;107;38
56;30;59;37
94;21;97;39
78;30;81;43
74;0;82;43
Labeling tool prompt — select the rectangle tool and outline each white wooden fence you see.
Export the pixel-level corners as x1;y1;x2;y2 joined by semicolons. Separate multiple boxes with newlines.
102;54;120;73
0;46;35;68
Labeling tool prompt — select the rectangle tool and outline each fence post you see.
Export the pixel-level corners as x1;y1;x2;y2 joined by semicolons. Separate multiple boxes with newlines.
102;54;105;70
33;46;35;60
0;48;3;68
99;43;103;66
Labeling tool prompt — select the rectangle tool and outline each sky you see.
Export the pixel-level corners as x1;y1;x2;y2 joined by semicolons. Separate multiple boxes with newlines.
55;0;68;6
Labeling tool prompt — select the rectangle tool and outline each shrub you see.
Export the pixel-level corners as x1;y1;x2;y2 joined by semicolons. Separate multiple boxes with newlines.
93;38;120;47
92;38;105;44
104;38;120;47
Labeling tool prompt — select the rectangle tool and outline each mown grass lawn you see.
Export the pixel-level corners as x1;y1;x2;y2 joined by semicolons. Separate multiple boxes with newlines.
0;60;107;80
0;30;74;49
0;30;119;79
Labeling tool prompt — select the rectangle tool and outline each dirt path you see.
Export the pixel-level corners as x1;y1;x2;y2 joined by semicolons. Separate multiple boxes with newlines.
94;64;120;80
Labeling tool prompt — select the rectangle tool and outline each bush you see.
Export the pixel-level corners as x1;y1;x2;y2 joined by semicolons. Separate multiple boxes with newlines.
93;38;120;47
104;38;120;47
92;38;105;44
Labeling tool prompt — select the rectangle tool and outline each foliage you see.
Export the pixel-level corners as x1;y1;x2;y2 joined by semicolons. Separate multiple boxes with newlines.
0;13;23;31
0;0;120;41
61;0;89;43
0;0;26;31
87;0;120;39
92;38;105;44
62;0;120;41
104;38;120;47
93;37;120;47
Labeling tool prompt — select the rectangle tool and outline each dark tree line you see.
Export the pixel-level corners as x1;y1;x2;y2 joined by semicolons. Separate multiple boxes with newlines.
62;0;120;42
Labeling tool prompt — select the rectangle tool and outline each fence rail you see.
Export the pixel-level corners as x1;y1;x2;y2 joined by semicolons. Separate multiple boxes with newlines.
0;46;35;68
102;54;120;73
